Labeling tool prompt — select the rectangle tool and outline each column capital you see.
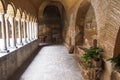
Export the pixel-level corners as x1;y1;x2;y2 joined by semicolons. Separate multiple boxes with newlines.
15;17;21;21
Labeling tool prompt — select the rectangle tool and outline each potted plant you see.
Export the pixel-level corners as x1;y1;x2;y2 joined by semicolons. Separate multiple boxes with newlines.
107;54;120;70
82;47;103;67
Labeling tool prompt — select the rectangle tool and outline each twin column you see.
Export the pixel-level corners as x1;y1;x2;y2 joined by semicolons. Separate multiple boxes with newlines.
0;14;38;52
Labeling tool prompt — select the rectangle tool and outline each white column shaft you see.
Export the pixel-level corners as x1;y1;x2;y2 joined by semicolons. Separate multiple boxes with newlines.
5;17;10;47
9;17;16;48
23;21;27;43
0;14;7;51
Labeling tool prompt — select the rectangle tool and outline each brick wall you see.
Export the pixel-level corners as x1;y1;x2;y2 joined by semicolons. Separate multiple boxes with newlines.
63;0;120;80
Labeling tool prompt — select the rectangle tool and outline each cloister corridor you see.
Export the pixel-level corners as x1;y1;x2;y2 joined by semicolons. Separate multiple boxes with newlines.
0;0;120;80
8;45;83;80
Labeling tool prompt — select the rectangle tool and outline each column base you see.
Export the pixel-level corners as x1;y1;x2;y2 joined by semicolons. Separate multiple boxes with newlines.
17;43;23;47
27;39;30;42
23;40;28;44
30;38;34;42
0;49;9;53
9;46;17;49
32;38;35;40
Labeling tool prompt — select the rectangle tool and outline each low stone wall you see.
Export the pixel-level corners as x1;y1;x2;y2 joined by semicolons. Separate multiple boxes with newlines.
0;40;39;80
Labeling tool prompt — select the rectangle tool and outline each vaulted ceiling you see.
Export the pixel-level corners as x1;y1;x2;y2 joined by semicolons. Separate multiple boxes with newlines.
28;0;79;11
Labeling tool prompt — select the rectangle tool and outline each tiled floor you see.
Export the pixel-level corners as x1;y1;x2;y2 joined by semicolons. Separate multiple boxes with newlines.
20;45;83;80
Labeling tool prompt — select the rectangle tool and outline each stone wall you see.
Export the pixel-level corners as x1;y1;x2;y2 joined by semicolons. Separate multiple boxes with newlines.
0;40;39;80
38;24;63;44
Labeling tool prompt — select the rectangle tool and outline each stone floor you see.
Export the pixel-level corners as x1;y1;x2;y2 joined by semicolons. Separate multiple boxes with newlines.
18;45;83;80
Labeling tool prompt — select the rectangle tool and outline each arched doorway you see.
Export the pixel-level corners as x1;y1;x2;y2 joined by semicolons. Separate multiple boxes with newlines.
84;6;97;47
38;1;65;44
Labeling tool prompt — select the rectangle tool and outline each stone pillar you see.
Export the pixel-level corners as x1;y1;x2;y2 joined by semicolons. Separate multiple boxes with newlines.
26;21;30;42
31;22;33;40
5;15;10;48
23;20;27;43
16;18;23;45
35;22;37;39
32;22;35;40
33;22;36;40
31;21;33;40
0;14;9;52
9;17;17;48
36;22;38;39
34;23;36;39
29;21;32;41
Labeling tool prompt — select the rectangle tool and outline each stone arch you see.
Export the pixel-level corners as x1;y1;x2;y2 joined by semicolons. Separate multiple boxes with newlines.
26;14;30;21
43;5;61;18
38;1;64;19
7;2;16;17
22;11;27;20
0;0;6;14
6;2;16;41
16;8;22;19
29;15;33;22
75;0;97;47
15;8;22;40
38;1;65;44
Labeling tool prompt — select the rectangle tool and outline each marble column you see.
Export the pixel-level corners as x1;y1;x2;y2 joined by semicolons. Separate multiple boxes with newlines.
26;21;30;42
9;17;17;48
32;22;35;40
34;23;37;39
0;14;9;52
34;23;36;39
23;20;27;43
29;21;32;41
16;18;23;45
31;22;33;40
36;22;38;39
5;15;10;48
33;22;35;39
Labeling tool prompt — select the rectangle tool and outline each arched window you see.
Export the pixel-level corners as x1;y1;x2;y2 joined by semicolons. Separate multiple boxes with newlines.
6;3;16;48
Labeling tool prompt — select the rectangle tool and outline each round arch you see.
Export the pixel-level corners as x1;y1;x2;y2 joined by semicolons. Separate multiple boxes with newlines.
7;2;16;17
0;0;6;14
43;5;61;19
16;8;22;19
22;11;26;20
75;0;97;46
26;14;30;21
29;15;33;22
38;1;64;19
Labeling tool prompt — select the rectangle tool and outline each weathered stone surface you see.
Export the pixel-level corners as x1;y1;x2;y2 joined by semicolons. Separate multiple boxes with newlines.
0;40;38;80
